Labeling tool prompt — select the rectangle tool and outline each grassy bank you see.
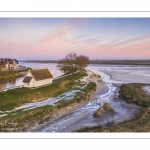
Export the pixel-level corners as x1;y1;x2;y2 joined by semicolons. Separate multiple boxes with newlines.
77;83;150;132
0;81;96;132
0;71;88;111
119;84;150;107
0;70;24;83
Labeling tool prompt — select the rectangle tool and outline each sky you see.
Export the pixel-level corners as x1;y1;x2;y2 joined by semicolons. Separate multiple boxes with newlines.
0;18;150;60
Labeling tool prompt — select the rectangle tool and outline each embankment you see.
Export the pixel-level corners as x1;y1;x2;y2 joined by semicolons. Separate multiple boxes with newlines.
0;70;26;83
0;82;96;132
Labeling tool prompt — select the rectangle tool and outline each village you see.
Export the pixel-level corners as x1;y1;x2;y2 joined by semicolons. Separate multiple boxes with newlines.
0;58;19;71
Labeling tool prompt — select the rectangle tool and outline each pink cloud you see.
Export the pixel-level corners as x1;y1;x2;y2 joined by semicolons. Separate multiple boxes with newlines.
85;36;150;59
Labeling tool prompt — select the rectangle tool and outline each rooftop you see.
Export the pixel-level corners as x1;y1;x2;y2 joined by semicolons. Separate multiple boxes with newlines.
22;76;33;83
30;68;53;81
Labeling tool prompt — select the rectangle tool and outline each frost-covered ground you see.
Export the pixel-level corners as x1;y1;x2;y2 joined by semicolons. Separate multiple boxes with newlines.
142;86;150;95
39;65;150;132
0;87;86;118
15;90;85;111
87;65;150;84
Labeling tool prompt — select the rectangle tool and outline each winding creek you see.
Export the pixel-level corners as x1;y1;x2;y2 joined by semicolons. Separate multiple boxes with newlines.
1;63;150;132
38;65;150;132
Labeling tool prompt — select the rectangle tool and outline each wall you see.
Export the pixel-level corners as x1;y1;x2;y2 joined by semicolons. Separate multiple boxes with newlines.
26;71;33;77
34;78;52;87
23;83;30;88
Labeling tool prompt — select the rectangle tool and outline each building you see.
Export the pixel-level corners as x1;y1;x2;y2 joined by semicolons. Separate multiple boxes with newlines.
1;65;8;71
0;58;19;70
6;60;19;70
22;68;53;88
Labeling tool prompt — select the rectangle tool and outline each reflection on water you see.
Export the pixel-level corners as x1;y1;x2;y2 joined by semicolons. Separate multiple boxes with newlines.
1;76;25;90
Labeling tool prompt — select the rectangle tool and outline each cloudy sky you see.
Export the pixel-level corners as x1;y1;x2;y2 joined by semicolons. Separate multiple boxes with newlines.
0;18;150;60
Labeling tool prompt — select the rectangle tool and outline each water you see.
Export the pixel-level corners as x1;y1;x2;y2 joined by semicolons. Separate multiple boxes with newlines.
1;76;25;90
20;62;63;78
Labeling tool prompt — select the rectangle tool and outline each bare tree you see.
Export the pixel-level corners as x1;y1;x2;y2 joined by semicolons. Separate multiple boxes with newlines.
76;55;89;70
58;52;78;74
65;52;77;67
58;52;89;74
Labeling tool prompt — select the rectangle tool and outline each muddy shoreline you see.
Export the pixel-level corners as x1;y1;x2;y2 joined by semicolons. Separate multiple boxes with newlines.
37;70;142;132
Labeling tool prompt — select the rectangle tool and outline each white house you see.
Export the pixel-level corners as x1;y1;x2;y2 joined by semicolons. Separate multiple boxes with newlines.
22;68;53;88
6;60;19;70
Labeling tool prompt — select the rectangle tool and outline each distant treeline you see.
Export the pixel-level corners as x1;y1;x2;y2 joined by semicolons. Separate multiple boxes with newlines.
20;59;150;65
89;60;150;65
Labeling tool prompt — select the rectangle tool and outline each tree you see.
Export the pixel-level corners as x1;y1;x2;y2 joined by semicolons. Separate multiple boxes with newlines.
58;52;78;74
58;52;89;74
65;52;77;67
76;55;89;70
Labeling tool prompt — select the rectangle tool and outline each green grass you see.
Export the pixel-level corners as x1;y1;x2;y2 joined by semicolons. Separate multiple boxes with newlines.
119;84;150;108
0;81;96;132
0;71;88;111
77;83;150;132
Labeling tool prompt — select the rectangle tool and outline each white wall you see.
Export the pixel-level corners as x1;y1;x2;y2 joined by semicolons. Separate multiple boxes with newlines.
23;83;30;88
6;63;9;68
26;71;33;77
34;78;52;87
